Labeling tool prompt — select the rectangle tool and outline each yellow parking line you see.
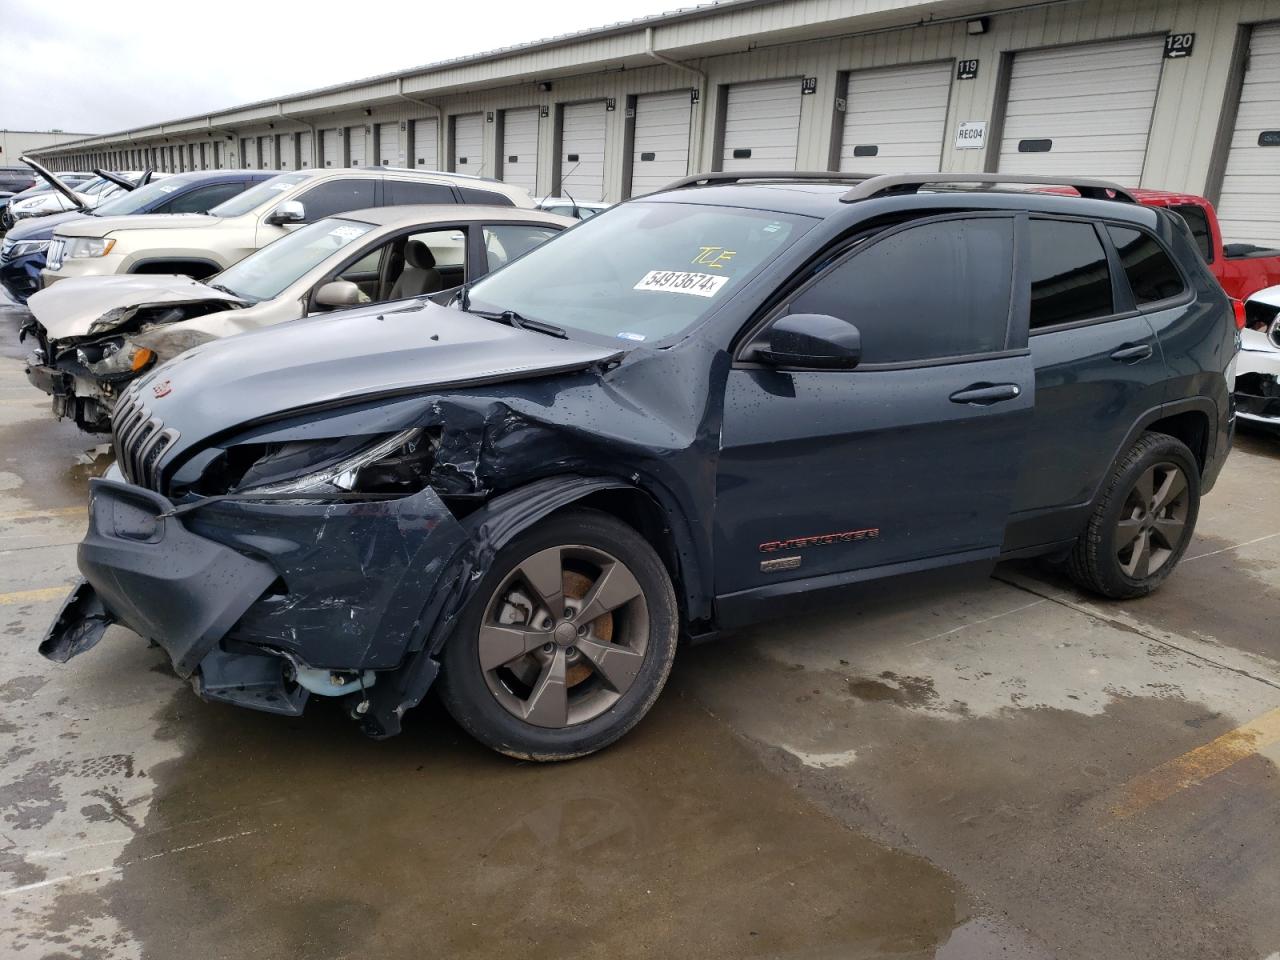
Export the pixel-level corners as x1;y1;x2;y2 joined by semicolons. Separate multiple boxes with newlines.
0;506;85;522
1112;707;1280;818
0;586;71;606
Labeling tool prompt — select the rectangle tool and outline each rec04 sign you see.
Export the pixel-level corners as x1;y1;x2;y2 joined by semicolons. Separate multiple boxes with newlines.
954;120;987;150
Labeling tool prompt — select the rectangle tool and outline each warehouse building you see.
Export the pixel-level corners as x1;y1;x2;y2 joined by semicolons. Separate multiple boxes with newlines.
2;129;95;162
28;0;1280;245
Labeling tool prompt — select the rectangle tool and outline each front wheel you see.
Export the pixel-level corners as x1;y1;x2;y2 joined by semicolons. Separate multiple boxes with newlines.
438;509;678;761
1067;432;1200;599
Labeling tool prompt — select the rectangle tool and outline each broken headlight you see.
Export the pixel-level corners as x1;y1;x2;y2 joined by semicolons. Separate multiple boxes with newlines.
75;339;155;379
240;428;437;497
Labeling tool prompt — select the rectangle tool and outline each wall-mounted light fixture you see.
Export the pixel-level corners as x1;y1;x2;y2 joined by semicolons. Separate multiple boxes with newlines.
967;17;988;34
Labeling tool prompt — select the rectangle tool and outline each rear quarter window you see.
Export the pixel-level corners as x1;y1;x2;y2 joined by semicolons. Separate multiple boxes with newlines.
1106;226;1186;305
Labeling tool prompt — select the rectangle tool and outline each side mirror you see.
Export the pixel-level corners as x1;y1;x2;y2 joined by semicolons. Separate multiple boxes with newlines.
314;280;361;308
751;313;862;370
266;200;305;225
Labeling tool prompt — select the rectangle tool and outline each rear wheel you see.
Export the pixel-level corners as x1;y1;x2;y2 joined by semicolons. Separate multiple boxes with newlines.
438;509;678;760
1067;432;1200;599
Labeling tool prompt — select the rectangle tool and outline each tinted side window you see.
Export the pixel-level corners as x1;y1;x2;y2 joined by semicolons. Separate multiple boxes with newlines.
1170;203;1213;263
296;179;376;222
1107;225;1185;305
1029;219;1113;330
386;180;456;205
458;186;515;207
788;217;1013;365
160;182;246;214
483;224;561;271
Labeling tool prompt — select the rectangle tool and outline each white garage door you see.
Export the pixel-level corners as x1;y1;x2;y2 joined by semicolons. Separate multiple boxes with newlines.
277;133;293;169
215;142;226;169
378;123;399;166
501;108;540;194
1216;23;1280;247
838;62;952;173
997;37;1164;184
258;135;273;169
561;101;607;201
721;78;803;171
631;90;691;195
453;114;484;172
299;131;313;168
242;138;257;170
412;118;439;169
322;129;340;167
348;126;367;166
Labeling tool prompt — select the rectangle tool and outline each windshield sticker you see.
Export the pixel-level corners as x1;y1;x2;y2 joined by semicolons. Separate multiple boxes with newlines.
763;222;784;233
616;331;646;341
328;226;366;240
270;182;293;191
634;270;729;298
691;246;736;269
158;185;178;193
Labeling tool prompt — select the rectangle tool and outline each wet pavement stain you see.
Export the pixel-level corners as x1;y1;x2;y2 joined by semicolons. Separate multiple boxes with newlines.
91;670;967;960
847;672;939;707
682;642;1280;960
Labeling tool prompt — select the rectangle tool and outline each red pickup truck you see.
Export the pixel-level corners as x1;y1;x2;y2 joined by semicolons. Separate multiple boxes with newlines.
1129;189;1280;326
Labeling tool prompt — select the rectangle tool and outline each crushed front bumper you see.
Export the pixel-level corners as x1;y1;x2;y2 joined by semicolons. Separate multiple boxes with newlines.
41;477;469;729
1235;344;1280;432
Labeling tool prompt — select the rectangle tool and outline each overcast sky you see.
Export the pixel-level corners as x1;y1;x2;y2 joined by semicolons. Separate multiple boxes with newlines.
3;0;687;134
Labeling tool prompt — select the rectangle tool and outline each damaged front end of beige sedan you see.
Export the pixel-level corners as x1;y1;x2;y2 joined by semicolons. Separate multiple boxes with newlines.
22;274;246;432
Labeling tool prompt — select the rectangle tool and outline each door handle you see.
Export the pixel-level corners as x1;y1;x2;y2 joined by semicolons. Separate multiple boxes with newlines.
949;383;1021;406
1110;343;1153;363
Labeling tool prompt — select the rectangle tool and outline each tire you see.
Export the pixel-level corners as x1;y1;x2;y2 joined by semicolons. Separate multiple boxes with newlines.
1067;432;1200;599
438;508;678;761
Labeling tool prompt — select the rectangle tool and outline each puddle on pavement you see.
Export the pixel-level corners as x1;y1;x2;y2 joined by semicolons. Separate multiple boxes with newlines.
0;418;112;511
81;671;976;960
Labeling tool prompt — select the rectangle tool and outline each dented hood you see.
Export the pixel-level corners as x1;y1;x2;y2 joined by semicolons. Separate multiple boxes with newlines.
56;213;218;239
130;299;622;442
29;275;244;343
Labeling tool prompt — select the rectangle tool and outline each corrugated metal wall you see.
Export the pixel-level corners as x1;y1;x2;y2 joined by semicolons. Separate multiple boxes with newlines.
38;0;1280;207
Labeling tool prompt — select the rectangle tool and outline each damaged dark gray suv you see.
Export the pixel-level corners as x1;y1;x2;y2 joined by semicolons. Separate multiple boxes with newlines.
41;172;1236;760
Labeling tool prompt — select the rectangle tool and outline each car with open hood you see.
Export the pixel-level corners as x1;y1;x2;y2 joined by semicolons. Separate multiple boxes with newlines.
40;171;1235;762
2;169;272;304
1237;286;1280;432
0;171;96;230
39;167;536;288
23;205;571;431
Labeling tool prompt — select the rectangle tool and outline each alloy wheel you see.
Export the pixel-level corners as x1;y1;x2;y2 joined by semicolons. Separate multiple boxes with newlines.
1114;461;1190;579
478;544;649;728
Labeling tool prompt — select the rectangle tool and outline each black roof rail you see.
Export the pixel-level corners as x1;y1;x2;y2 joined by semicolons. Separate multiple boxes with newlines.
840;172;1137;204
661;170;878;191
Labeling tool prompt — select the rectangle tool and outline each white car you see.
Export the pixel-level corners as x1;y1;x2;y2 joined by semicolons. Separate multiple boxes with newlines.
7;173;150;223
24;205;572;432
1238;287;1280;433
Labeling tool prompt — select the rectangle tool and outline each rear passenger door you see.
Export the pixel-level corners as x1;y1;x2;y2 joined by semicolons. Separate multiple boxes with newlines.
1004;216;1168;549
715;213;1034;596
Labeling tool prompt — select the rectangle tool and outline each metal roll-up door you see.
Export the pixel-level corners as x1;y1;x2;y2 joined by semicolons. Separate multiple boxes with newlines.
500;107;540;193
997;37;1164;184
322;129;340;167
631;90;692;195
412;118;439;169
277;133;293;169
560;101;607;201
258;135;273;169
721;78;803;171
1216;23;1280;247
838;62;952;173
348;126;367;166
215;142;226;169
378;123;400;166
453;114;484;172
299;131;313;168
241;138;255;170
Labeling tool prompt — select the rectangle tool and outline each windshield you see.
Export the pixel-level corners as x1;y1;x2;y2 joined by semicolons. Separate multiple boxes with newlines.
94;176;189;216
79;177;118;197
213;217;376;302
466;201;814;342
209;172;308;218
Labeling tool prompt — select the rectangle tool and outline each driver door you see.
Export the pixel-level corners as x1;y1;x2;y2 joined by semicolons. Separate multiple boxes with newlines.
714;213;1034;599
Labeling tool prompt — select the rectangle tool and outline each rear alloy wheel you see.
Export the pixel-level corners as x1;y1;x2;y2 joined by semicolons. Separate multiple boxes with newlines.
1067;432;1200;599
439;509;677;760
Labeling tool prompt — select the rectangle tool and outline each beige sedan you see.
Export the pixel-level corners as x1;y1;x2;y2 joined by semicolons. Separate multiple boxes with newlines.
24;204;574;432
